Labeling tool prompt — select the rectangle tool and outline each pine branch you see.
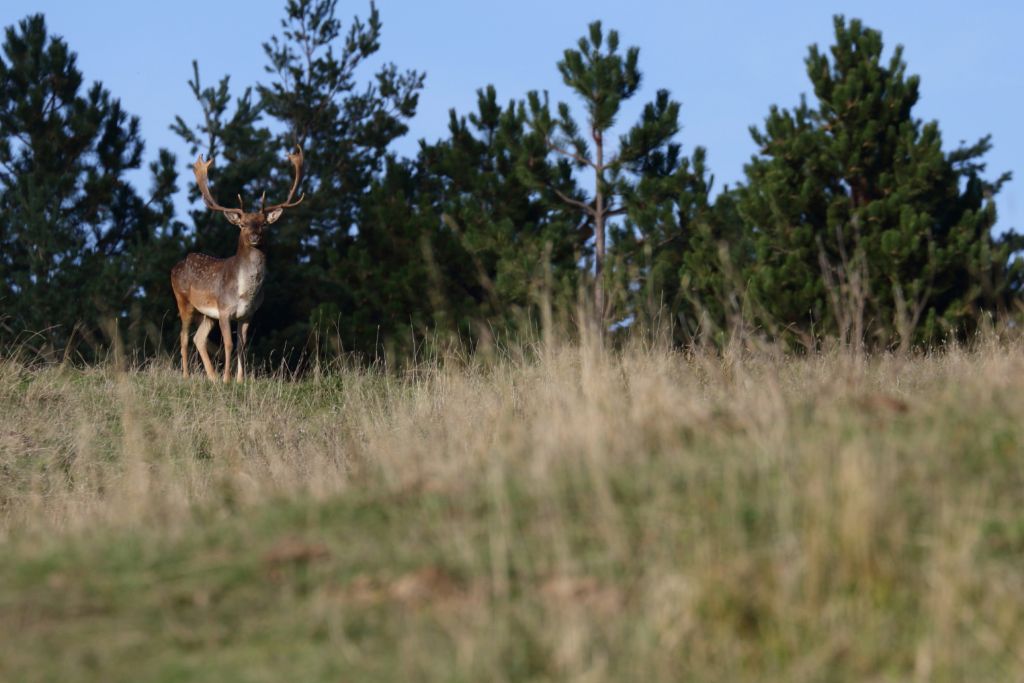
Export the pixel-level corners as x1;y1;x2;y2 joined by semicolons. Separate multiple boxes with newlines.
551;186;594;215
546;138;594;170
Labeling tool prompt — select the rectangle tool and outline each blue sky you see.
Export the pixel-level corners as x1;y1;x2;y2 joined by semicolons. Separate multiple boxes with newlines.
2;1;1022;233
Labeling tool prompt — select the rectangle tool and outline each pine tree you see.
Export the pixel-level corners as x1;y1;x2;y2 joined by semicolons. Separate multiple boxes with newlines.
341;85;585;358
172;61;275;267
0;14;182;358
419;85;583;342
522;21;699;334
611;95;716;342
674;187;756;343
339;157;436;358
259;0;423;357
740;16;1021;349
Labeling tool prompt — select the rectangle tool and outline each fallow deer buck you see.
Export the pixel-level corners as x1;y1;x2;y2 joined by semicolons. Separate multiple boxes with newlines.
171;147;304;382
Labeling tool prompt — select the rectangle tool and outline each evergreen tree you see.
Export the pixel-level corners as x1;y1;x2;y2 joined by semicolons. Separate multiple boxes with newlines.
739;16;1021;349
339;157;437;358
419;85;583;342
172;61;275;268
674;187;756;343
0;14;183;358
261;0;423;356
522;21;702;334
340;85;585;358
610;99;717;342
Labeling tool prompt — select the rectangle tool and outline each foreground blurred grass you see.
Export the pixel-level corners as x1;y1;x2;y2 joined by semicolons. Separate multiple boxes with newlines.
2;341;1024;681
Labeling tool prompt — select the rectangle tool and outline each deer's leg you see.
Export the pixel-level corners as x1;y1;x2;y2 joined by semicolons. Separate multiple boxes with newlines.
193;316;217;381
172;289;194;378
218;315;233;383
179;316;192;377
178;309;194;378
235;320;250;383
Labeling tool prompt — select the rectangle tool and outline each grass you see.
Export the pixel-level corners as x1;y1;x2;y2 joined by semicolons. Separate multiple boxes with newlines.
2;340;1024;681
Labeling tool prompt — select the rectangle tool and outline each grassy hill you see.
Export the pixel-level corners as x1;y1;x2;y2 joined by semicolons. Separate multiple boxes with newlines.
2;341;1023;681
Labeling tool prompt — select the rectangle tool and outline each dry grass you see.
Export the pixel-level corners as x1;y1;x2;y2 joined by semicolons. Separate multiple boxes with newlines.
1;339;1024;681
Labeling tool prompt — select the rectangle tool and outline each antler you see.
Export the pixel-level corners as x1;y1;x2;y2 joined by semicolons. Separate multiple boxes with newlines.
193;147;304;216
192;155;242;216
263;146;305;213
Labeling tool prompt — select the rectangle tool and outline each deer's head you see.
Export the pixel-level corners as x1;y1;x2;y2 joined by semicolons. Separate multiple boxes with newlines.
192;147;305;248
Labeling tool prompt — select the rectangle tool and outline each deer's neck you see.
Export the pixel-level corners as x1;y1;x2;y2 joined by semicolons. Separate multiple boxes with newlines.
231;237;266;288
235;238;266;265
230;240;267;320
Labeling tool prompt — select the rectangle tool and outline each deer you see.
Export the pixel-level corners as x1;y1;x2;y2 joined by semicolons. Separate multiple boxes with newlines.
171;147;304;382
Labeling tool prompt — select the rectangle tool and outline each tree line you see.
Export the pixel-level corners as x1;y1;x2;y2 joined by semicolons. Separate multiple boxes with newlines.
0;2;1019;364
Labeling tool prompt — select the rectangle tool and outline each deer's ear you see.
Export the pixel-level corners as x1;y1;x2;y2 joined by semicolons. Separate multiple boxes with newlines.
224;211;244;226
265;208;284;224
